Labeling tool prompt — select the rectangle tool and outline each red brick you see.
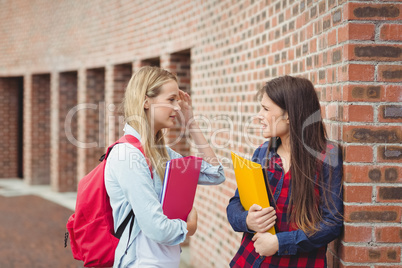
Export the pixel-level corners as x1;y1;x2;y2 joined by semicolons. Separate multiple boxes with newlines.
344;205;401;223
344;185;373;203
345;3;402;21
378;105;402;123
377;146;402;163
375;226;402;243
332;8;342;26
338;23;376;43
378;65;402;82
380;23;402;41
343;225;372;243
340;244;401;263
326;103;342;121
307;23;314;39
328;29;337;47
340;64;375;82
344;165;401;183
341;147;365;170
347;44;402;61
344;145;373;163
326;251;335;268
343;84;385;102
377;186;402;203
309;38;317;53
343;105;374;122
329;122;342;141
340;265;370;268
326;67;337;83
384;85;402;102
327;240;343;267
343;125;401;143
327;238;341;255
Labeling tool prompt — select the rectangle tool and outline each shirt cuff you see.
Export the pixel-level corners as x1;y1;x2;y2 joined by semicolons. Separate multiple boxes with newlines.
200;159;223;174
239;210;254;233
276;232;298;255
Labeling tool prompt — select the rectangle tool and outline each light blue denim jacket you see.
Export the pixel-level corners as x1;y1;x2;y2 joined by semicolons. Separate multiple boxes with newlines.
105;124;226;267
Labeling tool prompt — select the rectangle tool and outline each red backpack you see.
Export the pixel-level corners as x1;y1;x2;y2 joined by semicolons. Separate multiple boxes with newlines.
65;135;153;267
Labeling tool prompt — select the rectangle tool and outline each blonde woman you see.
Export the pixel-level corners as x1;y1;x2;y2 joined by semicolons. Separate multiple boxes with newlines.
105;66;225;267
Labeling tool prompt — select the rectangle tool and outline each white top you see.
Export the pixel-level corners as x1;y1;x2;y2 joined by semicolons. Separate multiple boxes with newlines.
129;231;180;268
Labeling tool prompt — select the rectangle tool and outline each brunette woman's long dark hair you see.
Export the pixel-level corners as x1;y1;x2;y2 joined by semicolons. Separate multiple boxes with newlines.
259;75;330;235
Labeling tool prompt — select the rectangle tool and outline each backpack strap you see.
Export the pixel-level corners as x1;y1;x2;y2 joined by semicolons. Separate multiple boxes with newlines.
115;210;134;239
102;135;153;250
101;135;153;179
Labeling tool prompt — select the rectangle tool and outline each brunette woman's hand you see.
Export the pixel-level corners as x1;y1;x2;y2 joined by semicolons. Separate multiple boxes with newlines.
186;207;198;236
252;232;279;257
246;204;276;233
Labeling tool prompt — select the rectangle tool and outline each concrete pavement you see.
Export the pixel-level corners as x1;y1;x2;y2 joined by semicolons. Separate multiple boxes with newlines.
0;179;192;268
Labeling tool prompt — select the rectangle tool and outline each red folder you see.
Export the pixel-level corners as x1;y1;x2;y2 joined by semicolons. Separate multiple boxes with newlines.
160;156;203;221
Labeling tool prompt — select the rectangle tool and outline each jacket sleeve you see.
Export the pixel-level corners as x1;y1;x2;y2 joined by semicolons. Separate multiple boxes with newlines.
226;189;255;233
276;145;344;255
167;147;226;185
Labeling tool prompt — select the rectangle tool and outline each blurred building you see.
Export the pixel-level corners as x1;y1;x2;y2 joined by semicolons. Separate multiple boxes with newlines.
0;0;401;267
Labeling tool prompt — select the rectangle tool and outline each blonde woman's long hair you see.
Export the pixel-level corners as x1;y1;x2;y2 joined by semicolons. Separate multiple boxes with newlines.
123;66;177;180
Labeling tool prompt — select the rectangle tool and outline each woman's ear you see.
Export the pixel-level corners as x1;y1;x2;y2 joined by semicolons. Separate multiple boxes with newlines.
285;112;290;124
144;97;150;110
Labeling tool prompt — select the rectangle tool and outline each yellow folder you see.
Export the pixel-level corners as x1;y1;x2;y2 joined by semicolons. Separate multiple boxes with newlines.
231;151;276;235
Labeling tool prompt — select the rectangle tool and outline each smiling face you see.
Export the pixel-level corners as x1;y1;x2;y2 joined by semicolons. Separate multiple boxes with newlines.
257;92;290;139
145;80;181;134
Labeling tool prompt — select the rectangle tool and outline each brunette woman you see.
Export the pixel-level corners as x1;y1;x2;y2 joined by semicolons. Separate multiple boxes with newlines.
227;75;343;267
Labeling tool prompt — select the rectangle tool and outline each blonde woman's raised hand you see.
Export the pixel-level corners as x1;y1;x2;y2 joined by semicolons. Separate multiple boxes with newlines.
178;89;220;165
178;90;195;127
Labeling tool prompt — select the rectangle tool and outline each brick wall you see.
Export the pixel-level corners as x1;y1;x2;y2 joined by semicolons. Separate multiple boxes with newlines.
84;68;106;174
0;0;400;267
58;72;78;192
112;64;132;141
338;2;402;266
30;74;51;184
0;77;22;178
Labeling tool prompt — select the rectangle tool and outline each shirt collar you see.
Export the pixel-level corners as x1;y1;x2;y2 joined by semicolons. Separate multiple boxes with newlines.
123;123;142;141
268;137;281;156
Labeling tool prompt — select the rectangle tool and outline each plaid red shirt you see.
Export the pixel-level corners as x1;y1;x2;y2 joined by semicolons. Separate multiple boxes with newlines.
227;141;343;268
